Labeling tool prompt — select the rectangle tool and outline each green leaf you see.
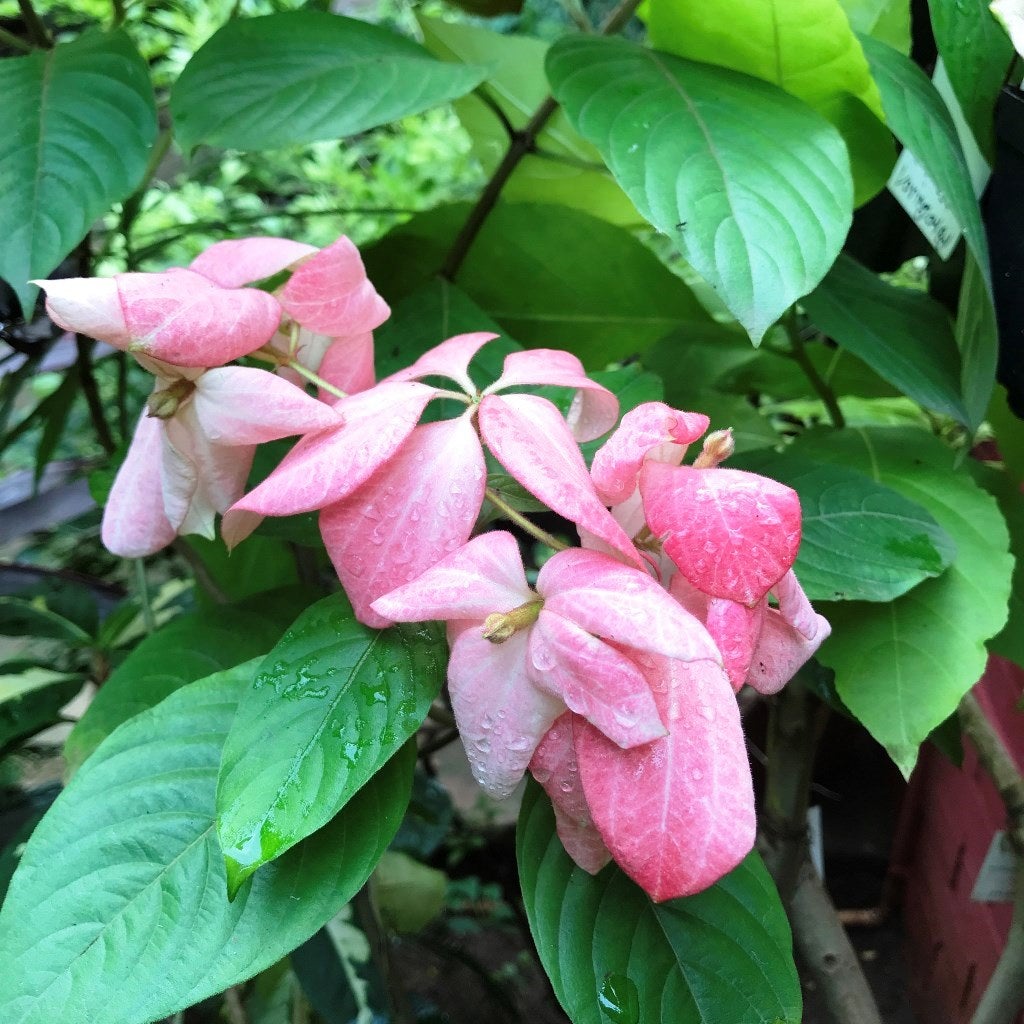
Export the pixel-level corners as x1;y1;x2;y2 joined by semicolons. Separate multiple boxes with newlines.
184;534;300;605
0;667;414;1024
170;12;487;152
955;250;999;432
859;35;989;279
371;851;447;934
799;427;1013;776
364;202;716;365
390;770;454;859
927;0;1014;158
0;670;84;754
839;0;912;52
517;780;801;1024
802;253;968;423
419;16;641;226
64;603;282;774
646;0;894;204
732;452;957;601
0;29;157;315
546;36;853;345
216;594;446;894
0;597;90;644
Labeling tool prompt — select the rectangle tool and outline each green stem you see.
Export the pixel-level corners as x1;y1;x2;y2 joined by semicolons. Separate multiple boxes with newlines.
118;127;173;270
438;0;644;281
17;0;51;47
484;487;568;552
474;87;518;140
134;559;155;635
784;309;845;429
253;347;348;401
111;0;126;26
0;24;33;51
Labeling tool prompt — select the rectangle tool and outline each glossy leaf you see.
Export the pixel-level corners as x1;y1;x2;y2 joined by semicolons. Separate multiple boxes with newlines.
365;202;715;365
517;780;801;1024
216;594;445;894
64;603;281;774
927;0;1014;157
839;0;912;52
646;0;894;203
0;30;157;315
419;16;640;225
0;668;415;1024
171;12;486;152
802;254;968;423
733;452;957;601
800;428;1013;775
546;36;853;345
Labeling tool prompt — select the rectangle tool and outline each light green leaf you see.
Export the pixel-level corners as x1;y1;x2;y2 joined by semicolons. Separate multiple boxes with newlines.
0;667;414;1024
419;16;640;225
800;427;1013;776
839;0;912;52
371;851;447;934
517;780;801;1024
64;604;281;774
364;202;716;365
646;0;894;204
170;12;487;152
733;452;957;601
927;0;1014;158
0;29;157;315
546;36;854;345
216;594;446;894
802;253;968;423
955;249;999;432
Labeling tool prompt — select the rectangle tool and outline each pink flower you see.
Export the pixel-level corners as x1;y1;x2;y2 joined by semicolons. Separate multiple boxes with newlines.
102;357;341;557
370;531;722;799
225;334;640;626
35;235;388;373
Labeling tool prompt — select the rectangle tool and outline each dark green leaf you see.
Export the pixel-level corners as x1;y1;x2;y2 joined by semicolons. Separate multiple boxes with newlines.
733;451;957;601
9;578;99;638
0;29;157;315
0;668;414;1024
32;370;78;485
927;0;1014;158
800;427;1013;776
364;202;716;365
171;12;487;152
955;250;999;433
0;671;85;754
390;770;454;859
185;534;300;604
0;598;90;644
803;253;968;422
64;603;282;774
546;36;853;344
517;780;801;1024
216;594;446;894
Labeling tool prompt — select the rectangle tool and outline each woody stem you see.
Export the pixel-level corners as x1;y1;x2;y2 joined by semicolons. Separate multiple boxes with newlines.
484;488;569;552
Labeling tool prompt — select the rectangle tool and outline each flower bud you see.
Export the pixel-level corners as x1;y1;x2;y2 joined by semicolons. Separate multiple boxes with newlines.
146;379;195;420
693;428;735;469
481;599;543;644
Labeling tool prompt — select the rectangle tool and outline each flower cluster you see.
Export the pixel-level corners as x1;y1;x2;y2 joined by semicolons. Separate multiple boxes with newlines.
40;235;830;903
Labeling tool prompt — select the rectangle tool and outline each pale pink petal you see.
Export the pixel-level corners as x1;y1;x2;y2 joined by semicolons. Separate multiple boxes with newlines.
591;402;710;505
487;349;619;443
576;655;755;901
160;414;200;531
640;463;802;606
193;366;341;445
189;237;316;288
528;611;666;749
479;393;640;566
669;573;711;620
746;575;831;695
35;277;130;348
118;268;281;366
448;629;564;799
384;332;498;394
530;713;611;874
133;354;204;382
224;381;436;521
705;598;766;692
321;417;487;628
175;403;255;517
100;414;176;557
279;236;390;338
371;530;533;624
538;548;721;664
318;332;376;395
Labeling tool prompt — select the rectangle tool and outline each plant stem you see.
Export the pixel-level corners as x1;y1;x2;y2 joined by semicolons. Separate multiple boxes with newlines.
134;558;155;634
784;309;845;429
971;860;1024;1024
439;0;644;281
111;0;126;26
119;128;174;270
223;986;248;1024
252;346;348;400
484;487;568;551
17;0;51;47
0;24;33;51
474;88;518;141
353;885;414;1024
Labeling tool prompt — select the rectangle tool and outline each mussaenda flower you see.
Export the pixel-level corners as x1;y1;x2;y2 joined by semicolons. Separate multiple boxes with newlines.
225;334;640;626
